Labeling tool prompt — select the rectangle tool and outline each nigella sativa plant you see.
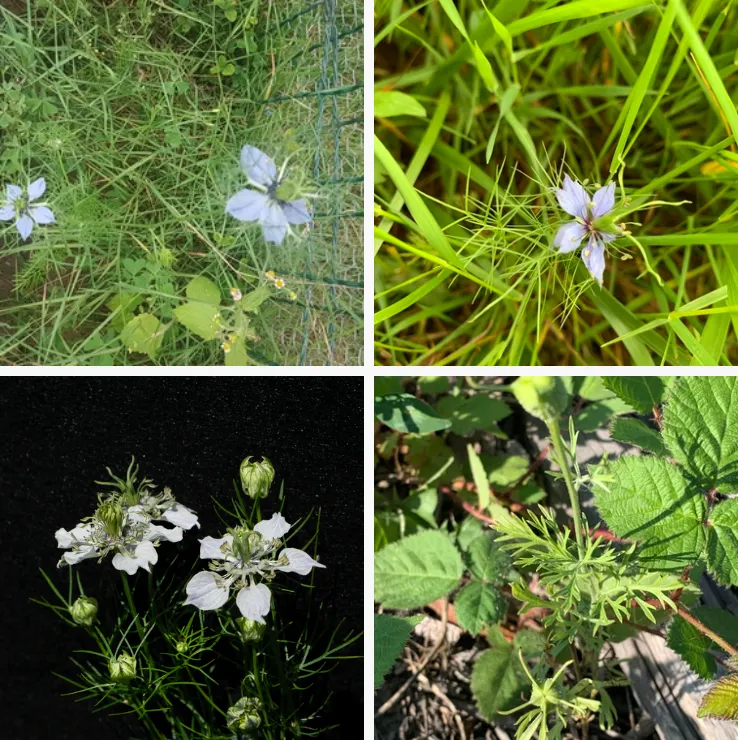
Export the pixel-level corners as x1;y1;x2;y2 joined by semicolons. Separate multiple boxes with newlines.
0;178;55;241
553;175;621;285
225;145;312;245
184;512;325;624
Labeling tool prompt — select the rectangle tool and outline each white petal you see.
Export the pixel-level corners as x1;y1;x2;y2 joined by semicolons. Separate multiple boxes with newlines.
236;583;271;623
146;523;183;542
553;221;586;254
275;548;325;575
254;512;291;540
0;205;14;221
260;200;289;245
592;182;615;218
30;205;55;224
112;551;144;575
125;505;149;525
63;544;98;565
160;503;199;530
199;534;233;560
282;199;311;225
556;174;589;219
226;188;269;222
135;539;159;565
55;528;74;548
16;214;34;241
6;184;21;202
240;145;277;186
582;239;607;285
112;541;158;574
27;177;46;201
183;571;231;610
58;522;93;547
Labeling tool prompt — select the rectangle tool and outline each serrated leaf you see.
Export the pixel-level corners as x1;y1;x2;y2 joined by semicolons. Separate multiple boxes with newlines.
375;393;451;434
185;276;221;306
578;376;616;401
174;301;221;340
602;376;667;414
467;444;491;510
405;434;460;483
436;394;511;435
591;456;706;571
374;614;423;689
471;635;528;719
455;582;506;635
663;376;738;490
374;531;463;608
239;285;270;313
707;498;738;586
610;417;667;456
667;616;716;680
698;674;738;720
574;397;634;433
120;313;165;359
467;534;512;586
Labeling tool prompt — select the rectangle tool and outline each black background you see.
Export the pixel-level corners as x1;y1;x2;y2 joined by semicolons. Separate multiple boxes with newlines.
0;376;363;740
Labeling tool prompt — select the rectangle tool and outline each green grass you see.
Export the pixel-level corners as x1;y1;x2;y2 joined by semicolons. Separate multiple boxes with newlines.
0;0;363;365
374;0;738;366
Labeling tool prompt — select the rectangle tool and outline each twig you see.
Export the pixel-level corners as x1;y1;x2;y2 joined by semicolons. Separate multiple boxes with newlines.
441;487;495;524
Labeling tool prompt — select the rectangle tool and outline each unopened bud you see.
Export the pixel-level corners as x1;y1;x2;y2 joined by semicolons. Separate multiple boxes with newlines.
239;456;275;499
226;696;262;732
511;377;570;423
236;616;266;643
70;596;98;626
109;652;137;683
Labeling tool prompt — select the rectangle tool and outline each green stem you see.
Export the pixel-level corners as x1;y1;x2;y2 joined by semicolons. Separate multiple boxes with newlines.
120;572;154;665
548;419;585;558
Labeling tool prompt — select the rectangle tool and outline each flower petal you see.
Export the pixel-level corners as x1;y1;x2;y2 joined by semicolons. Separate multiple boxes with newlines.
282;199;311;225
146;523;184;542
6;184;21;203
29;205;55;225
254;512;291;540
240;145;278;186
112;541;158;574
556;174;589;219
27;178;46;201
553;221;586;254
199;534;233;560
0;205;15;221
582;238;607;285
56;523;92;548
63;544;98;565
236;583;271;623
275;547;325;576
125;505;149;525
183;571;231;610
160;503;199;530
226;188;270;223
260;201;289;245
55;528;75;548
16;214;34;241
591;182;615;219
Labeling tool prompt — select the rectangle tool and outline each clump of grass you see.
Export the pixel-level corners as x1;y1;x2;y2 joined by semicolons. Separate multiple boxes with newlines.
0;0;363;365
374;0;738;366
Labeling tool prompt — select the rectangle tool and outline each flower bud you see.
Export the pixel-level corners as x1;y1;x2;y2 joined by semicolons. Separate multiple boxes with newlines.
226;696;262;732
240;456;275;499
70;596;98;626
109;652;137;683
236;616;266;643
511;377;570;423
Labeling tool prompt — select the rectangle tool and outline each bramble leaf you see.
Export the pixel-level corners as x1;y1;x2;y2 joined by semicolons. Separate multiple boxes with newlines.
455;582;506;635
591;456;706;571
602;376;667;414
574;397;635;433
667;616;716;680
436;394;511;435
467;534;512;586
610;417;667;456
374;393;451;434
120;313;165;359
662;376;738;490
374;614;423;689
707;498;738;586
698;674;738;721
374;531;463;608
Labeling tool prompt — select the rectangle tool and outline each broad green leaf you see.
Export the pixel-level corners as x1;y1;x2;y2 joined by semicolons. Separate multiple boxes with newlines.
455;582;506;635
698;674;738;721
185;276;221;306
602;377;666;414
107;292;142;333
574;397;634;433
662;376;738;490
120;313;165;359
417;376;450;394
374;393;451;434
405;435;461;483
436;394;511;435
578;376;616;401
224;335;250;366
374;511;401;552
692;606;738;650
239;285;270;313
374;530;463;608
456;515;485;553
402;489;439;530
467;444;491;510
591;456;706;571
375;377;404;396
483;455;528;488
707;498;738;586
467;534;512;586
174;301;221;340
374;90;427;118
610;417;667;456
374;614;423;689
667;616;716;680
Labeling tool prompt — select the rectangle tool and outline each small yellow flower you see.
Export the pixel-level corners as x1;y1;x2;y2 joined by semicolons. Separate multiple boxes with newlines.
230;287;242;302
222;341;232;353
265;270;276;281
288;291;297;301
275;278;286;289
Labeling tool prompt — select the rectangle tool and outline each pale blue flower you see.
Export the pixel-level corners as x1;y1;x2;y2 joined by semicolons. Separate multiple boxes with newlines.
553;175;620;285
225;146;311;245
0;178;56;241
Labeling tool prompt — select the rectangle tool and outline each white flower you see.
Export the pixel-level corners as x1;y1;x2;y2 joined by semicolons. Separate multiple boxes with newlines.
184;512;325;623
134;486;200;531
